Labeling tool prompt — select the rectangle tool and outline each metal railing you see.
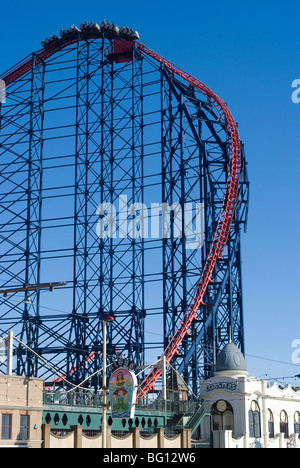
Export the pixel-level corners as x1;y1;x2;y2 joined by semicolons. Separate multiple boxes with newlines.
43;388;200;417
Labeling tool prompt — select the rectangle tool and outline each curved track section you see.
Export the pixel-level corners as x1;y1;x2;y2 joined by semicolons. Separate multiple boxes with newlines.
1;27;242;395
136;43;242;396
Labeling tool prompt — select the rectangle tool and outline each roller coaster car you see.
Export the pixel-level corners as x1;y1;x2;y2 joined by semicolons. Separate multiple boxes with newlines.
41;34;60;49
80;21;100;33
119;26;140;41
100;20;119;34
60;25;80;38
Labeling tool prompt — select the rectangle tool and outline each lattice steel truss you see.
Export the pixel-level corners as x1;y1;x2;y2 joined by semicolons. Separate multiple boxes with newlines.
0;30;249;394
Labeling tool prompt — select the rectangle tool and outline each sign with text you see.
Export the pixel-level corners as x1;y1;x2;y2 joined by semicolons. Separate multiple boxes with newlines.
206;382;237;393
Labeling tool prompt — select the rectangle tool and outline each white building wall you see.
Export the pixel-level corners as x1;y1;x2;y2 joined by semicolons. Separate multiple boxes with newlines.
199;371;300;449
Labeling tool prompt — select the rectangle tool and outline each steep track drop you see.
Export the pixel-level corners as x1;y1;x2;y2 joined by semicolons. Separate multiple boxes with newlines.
0;26;242;396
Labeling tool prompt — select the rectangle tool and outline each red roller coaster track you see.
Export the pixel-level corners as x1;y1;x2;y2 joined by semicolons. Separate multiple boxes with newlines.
0;30;242;396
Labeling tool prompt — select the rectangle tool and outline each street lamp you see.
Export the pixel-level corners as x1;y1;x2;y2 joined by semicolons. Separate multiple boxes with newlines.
102;314;114;449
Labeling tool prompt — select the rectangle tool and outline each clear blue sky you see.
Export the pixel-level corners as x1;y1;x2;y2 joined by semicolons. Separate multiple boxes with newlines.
1;0;299;384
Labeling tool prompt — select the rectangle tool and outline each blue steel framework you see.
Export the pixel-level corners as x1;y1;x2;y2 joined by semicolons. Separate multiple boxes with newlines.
0;31;249;394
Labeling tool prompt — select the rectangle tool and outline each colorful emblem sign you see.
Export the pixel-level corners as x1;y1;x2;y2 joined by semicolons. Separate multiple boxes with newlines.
109;366;137;419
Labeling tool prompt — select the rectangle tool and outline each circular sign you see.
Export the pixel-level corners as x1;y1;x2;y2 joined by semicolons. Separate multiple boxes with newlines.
216;400;227;413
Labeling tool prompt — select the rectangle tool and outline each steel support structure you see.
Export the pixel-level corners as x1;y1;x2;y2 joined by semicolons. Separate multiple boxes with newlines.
159;68;249;393
0;53;45;376
65;36;146;385
0;28;249;395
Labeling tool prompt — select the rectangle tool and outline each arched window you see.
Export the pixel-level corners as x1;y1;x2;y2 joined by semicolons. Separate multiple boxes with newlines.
249;401;261;438
294;412;300;437
211;400;234;432
268;409;274;438
280;410;289;438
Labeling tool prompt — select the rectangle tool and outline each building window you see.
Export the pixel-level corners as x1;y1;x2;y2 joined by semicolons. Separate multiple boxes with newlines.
268;409;274;438
211;400;234;432
280;410;289;438
294;412;300;437
19;415;29;440
1;414;12;440
249;401;261;438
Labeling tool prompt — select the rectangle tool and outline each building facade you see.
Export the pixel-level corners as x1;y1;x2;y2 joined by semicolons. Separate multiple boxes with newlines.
198;342;300;448
0;374;44;448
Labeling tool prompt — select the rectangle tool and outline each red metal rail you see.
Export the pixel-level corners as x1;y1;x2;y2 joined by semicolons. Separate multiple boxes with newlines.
136;43;242;397
0;33;242;397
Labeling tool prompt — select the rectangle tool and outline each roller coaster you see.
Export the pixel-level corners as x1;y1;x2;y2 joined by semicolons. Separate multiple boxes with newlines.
0;20;249;396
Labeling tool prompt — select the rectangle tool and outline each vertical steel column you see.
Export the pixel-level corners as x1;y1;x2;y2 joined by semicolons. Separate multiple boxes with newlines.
161;69;205;370
69;36;104;384
161;67;177;351
99;36;114;319
18;53;45;377
129;47;145;365
93;33;113;384
68;36;88;384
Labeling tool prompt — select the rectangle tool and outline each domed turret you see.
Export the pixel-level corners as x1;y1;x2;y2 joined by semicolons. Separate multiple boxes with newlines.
215;342;248;376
